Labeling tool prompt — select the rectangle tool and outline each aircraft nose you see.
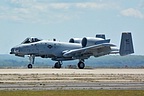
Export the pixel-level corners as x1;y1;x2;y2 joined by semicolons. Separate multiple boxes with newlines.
10;47;20;54
10;48;15;54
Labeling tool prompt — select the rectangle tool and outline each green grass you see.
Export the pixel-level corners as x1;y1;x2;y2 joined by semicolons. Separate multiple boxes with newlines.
0;90;144;96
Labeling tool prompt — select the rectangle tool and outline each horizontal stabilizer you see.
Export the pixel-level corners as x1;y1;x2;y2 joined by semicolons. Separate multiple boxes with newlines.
120;32;134;56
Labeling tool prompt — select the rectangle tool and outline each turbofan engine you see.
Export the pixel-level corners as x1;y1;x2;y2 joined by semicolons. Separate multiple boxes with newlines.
69;34;110;47
81;37;104;47
81;37;110;47
69;38;82;44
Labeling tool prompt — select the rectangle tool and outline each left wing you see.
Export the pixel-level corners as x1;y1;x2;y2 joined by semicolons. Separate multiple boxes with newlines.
63;43;116;59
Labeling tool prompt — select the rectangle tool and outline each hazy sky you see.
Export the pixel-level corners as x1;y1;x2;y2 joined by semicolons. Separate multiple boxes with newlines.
0;0;144;55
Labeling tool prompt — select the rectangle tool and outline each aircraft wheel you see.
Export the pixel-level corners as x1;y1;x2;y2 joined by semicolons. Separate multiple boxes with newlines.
28;64;32;69
54;62;61;68
78;62;85;69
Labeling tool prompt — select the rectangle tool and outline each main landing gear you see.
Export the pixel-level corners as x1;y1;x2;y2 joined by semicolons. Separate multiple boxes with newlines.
77;60;85;69
54;61;62;68
54;60;85;69
27;55;35;69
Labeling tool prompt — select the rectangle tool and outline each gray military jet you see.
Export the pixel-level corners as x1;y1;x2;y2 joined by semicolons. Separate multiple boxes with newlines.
10;32;134;69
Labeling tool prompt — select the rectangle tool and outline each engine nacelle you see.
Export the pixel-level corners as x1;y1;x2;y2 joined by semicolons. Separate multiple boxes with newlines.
69;38;82;43
81;37;110;47
81;37;103;47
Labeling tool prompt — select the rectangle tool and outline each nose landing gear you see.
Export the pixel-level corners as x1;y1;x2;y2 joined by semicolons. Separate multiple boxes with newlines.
28;64;33;68
28;55;35;69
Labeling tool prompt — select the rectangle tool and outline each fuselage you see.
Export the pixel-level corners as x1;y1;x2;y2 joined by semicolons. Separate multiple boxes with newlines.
10;40;82;59
10;37;119;61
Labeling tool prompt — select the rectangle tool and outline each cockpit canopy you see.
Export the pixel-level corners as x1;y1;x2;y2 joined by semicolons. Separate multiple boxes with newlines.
21;37;42;44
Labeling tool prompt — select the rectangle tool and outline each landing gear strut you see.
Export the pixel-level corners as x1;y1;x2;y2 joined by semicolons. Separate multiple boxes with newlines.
28;55;35;69
54;61;62;68
78;60;85;69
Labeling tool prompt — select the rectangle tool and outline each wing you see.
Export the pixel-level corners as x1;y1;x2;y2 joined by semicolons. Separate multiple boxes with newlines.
63;43;116;59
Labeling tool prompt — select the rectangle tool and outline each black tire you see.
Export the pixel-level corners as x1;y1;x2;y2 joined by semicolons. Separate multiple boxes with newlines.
78;62;85;69
28;64;32;69
54;62;61;68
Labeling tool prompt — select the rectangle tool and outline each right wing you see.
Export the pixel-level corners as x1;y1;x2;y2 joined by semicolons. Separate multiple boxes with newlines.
63;43;116;59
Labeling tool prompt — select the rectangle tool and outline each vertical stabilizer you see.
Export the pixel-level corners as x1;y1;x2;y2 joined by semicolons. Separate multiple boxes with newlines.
120;32;134;56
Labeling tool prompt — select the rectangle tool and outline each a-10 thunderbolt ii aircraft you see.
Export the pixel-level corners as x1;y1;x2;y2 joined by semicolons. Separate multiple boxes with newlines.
10;32;134;69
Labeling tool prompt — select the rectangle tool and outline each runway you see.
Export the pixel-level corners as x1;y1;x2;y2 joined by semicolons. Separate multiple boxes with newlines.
0;68;144;74
0;69;144;90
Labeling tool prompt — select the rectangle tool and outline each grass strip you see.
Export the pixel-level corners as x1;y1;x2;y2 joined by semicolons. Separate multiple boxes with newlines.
0;90;144;96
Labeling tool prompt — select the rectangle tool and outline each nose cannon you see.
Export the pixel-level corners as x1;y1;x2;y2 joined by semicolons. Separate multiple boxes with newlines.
10;48;15;54
10;47;20;54
10;47;25;57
